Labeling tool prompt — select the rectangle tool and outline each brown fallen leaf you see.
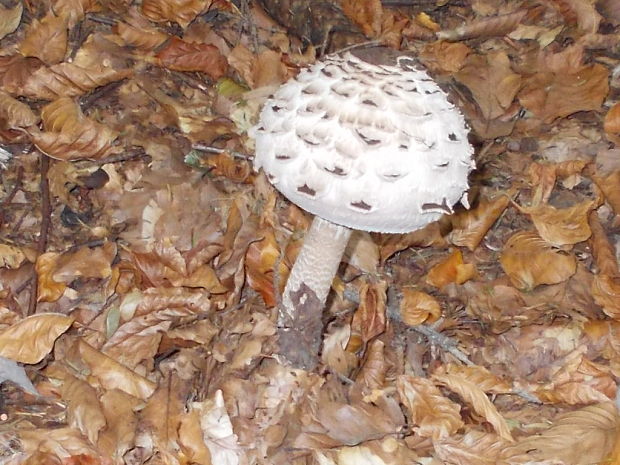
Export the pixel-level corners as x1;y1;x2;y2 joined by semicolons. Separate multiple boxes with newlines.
592;170;620;216
420;41;471;74
433;372;513;442
341;0;383;37
449;192;512;251
519;199;595;247
425;249;477;288
437;363;513;395
245;228;289;307
437;10;528;41
397;375;463;440
19;13;68;66
379;221;448;263
30;97;119;160
527;159;588;205
589;211;619;277
0;313;74;364
399;289;441;326
500;402;619;465
114;13;169;51
60;372;106;445
350;280;387;346
155;36;228;80
500;231;577;290
604;101;620;145
0;89;38;129
141;0;213;28
0;2;22;41
97;389;140;460
592;275;620;320
434;430;505;465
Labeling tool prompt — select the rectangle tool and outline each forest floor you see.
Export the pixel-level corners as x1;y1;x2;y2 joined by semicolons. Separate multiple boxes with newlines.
1;0;620;464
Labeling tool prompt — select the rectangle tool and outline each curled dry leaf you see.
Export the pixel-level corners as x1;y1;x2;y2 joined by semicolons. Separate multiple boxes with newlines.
53;0;101;29
0;90;39;129
141;0;213;28
433;372;513;442
449;193;511;250
588;211;619;276
437;10;528;41
356;339;387;391
420;41;471;74
592;170;620;216
98;389;140;460
519;56;608;123
425;249;477;288
399;289;441;326
36;252;69;302
396;375;463;440
245;228;289;307
592;275;620;320
527;159;588;205
19;61;132;100
60;373;106;445
604;101;620;145
379;221;447;263
500;231;577;290
437;363;513;394
350;280;387;345
19;13;68;66
341;0;383;37
30;97;119;160
114;16;169;51
455;51;522;120
155;37;228;80
500;402;619;465
0;313;73;364
551;0;602;33
0;1;22;41
434;430;505;465
520;199;595;247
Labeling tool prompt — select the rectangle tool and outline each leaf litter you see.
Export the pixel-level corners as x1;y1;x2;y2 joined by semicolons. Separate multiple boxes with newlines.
0;1;620;464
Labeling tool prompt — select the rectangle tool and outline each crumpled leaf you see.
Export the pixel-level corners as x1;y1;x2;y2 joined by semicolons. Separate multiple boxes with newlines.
437;363;513;394
396;375;463;440
592;275;620;320
61;373;106;445
592;170;620;216
19;13;68;65
30;97;119;160
518;45;609;123
0;89;39;129
434;430;505;465
141;0;213;28
433;372;513;442
500;231;577;290
527;160;588;205
115;15;169;51
604;101;620;145
0;2;22;41
399;289;441;326
499;402;619;465
455;51;522;120
0;313;73;364
341;0;383;37
425;249;477;288
155;37;228;80
449;193;512;250
519;199;595;247
350;280;387;347
97;389;140;460
53;0;101;29
245;228;288;307
438;10;528;41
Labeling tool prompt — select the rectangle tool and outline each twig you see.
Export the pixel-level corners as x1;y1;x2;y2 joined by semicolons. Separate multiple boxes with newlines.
409;323;473;366
191;143;251;160
89;148;150;166
28;154;51;316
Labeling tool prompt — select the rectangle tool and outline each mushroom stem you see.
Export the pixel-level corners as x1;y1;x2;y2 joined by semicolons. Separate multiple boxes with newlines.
278;216;352;369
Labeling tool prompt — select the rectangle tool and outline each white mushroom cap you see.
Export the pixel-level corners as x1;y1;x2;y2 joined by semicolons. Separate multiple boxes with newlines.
250;48;475;233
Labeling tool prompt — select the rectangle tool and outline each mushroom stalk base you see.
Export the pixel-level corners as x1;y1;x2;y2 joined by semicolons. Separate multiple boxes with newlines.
278;216;352;369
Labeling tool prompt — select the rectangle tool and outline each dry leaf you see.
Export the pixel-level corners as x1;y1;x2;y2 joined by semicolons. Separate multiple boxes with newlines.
0;2;22;41
592;275;620;320
549;0;602;33
19;13;68;65
379;221;447;263
350;280;387;345
426;249;476;288
141;0;213;28
114;15;169;51
500;402;619;465
500;231;577;290
455;51;522;120
438;10;528;41
97;389;140;460
245;229;288;307
53;0;101;28
397;375;463;439
592;170;620;216
61;373;106;445
437;364;513;394
449;193;511;250
0;90;38;129
155;37;228;80
30;97;119;160
588;211;619;276
604;102;620;145
421;41;471;74
36;252;68;302
341;0;383;37
434;430;505;465
19;62;132;100
399;289;441;326
520;199;594;247
356;340;386;390
433;372;513;441
519;46;609;123
0;313;73;364
528;160;588;205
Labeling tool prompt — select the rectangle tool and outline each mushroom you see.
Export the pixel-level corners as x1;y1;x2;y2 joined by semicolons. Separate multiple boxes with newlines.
250;47;475;369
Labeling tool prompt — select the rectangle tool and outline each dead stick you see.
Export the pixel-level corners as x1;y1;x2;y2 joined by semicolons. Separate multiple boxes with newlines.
27;154;51;316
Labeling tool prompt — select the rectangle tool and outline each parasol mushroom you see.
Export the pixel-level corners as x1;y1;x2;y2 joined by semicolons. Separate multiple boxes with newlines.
250;47;475;369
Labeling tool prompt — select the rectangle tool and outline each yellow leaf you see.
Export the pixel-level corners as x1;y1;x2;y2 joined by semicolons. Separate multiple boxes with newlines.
399;289;441;326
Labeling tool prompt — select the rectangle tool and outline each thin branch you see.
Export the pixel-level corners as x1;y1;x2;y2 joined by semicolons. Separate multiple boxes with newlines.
28;154;51;316
191;143;251;160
